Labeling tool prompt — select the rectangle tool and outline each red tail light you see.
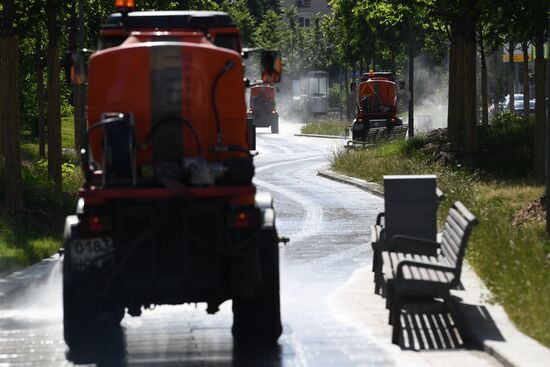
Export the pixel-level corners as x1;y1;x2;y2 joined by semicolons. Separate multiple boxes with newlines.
88;216;104;232
235;212;251;228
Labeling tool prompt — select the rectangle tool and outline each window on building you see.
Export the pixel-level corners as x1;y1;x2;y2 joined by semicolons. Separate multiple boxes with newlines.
302;0;311;7
298;16;311;27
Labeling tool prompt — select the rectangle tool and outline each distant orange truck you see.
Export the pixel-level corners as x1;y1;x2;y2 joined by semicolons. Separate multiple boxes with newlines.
351;71;403;141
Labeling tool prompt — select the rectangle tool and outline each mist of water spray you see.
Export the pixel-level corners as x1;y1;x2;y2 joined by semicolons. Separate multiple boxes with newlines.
0;258;63;322
405;55;449;134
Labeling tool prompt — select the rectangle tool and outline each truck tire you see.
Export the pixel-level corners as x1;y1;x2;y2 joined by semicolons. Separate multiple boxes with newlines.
64;278;125;363
271;116;279;134
232;228;282;344
63;222;124;362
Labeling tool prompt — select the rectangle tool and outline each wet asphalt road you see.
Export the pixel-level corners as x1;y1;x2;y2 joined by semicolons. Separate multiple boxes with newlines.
0;123;500;366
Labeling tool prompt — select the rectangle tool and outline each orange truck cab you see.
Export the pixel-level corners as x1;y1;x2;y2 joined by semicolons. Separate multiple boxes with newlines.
351;71;402;141
248;84;279;134
62;7;282;362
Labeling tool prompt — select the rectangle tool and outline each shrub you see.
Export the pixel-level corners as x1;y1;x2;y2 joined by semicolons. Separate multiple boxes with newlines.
329;84;343;108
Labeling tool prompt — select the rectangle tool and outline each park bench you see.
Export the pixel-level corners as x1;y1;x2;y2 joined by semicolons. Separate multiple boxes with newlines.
377;201;478;344
345;125;408;148
371;176;444;295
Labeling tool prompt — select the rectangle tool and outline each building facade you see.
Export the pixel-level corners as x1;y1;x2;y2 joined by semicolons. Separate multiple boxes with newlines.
279;0;332;27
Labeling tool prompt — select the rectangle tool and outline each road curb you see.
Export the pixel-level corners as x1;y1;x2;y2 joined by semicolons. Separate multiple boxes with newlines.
294;133;346;139
0;253;61;305
317;169;384;198
318;168;550;367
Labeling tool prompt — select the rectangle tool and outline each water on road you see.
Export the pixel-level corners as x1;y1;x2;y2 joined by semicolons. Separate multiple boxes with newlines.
0;121;500;366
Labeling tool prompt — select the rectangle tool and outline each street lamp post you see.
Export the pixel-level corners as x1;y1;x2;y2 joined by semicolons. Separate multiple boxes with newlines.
78;0;87;153
408;15;415;138
546;17;550;235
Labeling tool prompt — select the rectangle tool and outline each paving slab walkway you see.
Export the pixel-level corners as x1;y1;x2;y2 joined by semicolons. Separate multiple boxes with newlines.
319;168;550;367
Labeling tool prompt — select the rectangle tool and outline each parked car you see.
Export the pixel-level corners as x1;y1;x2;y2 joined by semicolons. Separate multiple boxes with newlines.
489;94;535;118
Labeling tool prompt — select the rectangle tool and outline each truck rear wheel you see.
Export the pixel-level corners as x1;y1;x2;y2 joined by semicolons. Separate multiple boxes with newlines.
271;116;279;134
64;279;125;363
232;228;282;344
63;224;124;362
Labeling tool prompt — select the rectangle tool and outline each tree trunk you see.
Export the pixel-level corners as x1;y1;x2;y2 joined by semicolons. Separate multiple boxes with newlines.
47;0;62;193
534;34;546;181
371;30;376;71
447;18;458;140
448;16;466;142
69;2;81;153
479;28;489;126
0;35;24;212
508;41;515;113
521;41;530;121
463;11;477;153
1;0;23;212
35;31;46;157
492;51;500;114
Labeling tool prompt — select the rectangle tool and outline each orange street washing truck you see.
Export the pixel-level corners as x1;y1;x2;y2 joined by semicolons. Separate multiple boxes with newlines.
63;1;284;362
351;71;402;141
248;84;279;133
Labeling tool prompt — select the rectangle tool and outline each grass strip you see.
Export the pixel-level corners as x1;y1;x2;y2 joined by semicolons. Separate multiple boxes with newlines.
301;119;348;136
0;116;81;275
331;138;550;347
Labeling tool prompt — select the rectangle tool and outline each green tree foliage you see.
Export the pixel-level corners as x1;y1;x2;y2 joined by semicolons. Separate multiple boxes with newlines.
253;9;285;50
222;0;256;47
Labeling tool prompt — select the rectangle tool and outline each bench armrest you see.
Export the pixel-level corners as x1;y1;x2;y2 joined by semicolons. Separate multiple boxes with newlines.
376;212;385;226
396;260;453;281
371;227;387;250
389;235;440;256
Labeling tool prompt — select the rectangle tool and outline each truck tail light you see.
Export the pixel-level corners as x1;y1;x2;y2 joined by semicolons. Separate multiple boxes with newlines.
229;209;258;228
235;212;251;228
88;216;104;232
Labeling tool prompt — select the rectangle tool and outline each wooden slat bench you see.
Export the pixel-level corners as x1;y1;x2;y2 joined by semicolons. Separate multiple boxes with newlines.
378;201;478;344
345;125;408;148
371;186;445;295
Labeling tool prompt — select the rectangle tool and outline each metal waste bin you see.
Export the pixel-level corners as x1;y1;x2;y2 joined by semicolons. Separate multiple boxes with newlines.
383;175;440;242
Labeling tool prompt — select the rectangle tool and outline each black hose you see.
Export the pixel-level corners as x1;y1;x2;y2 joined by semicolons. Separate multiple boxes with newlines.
211;60;235;145
87;115;128;133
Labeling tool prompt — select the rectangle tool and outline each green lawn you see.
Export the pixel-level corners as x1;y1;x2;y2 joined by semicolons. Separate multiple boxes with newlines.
301;119;348;136
331;138;550;347
61;116;76;149
0;116;80;275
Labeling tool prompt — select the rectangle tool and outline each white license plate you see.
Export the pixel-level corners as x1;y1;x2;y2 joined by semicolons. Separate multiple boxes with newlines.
70;237;113;270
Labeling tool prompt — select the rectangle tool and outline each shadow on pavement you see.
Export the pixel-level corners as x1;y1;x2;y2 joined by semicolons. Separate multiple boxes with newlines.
394;298;504;351
232;344;282;367
66;324;283;367
66;324;127;366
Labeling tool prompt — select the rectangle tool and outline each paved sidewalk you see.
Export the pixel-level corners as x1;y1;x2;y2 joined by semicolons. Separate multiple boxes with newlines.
293;133;346;139
319;168;550;367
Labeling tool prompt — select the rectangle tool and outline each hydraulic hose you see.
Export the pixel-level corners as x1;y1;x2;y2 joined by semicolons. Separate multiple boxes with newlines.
211;60;235;145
